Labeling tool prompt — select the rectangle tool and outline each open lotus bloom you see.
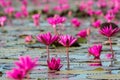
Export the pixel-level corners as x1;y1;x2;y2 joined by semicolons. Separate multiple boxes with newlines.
59;34;77;47
14;12;23;19
77;29;88;38
36;32;59;46
4;6;14;15
105;11;115;22
15;56;38;74
32;14;40;27
47;15;66;27
92;20;101;28
47;57;63;71
0;16;7;26
99;25;120;37
6;68;25;80
88;44;102;59
71;18;81;28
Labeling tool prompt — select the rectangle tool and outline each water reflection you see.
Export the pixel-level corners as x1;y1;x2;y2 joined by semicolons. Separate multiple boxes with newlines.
89;58;102;67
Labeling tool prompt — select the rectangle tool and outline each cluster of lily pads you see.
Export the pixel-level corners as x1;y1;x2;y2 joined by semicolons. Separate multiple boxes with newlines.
0;0;120;80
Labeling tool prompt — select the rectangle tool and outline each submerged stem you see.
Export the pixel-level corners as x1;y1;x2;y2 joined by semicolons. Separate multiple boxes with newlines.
66;47;70;70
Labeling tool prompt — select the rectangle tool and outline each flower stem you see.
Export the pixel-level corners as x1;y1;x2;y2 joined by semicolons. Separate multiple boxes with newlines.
54;27;57;35
66;47;70;70
46;45;50;61
108;37;114;59
27;74;30;80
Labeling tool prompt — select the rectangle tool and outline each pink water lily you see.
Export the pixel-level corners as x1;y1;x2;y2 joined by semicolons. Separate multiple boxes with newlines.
88;44;102;59
47;57;63;71
77;29;87;38
36;32;59;46
0;16;6;26
105;11;115;22
47;15;66;34
59;35;77;69
92;20;101;28
71;18;81;28
99;25;120;59
14;12;23;19
59;35;77;47
4;6;14;15
36;32;59;61
6;68;25;80
32;14;40;27
21;5;28;18
15;56;38;74
99;25;120;37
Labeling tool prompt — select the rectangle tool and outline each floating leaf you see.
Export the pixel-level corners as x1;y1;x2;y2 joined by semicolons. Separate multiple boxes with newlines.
77;38;87;43
56;70;108;74
87;74;120;79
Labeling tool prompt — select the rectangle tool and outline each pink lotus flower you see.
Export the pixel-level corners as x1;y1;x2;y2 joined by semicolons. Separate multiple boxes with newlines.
99;25;120;59
105;11;115;22
4;6;14;15
71;18;81;28
47;57;63;71
99;25;120;37
59;35;77;69
36;32;59;46
47;15;66;27
92;20;101;28
32;14;40;27
47;15;66;34
15;56;38;74
6;68;25;80
59;35;77;47
14;12;23;19
21;0;28;7
25;35;32;43
36;32;59;61
21;5;28;17
88;44;102;59
0;16;6;26
78;1;87;11
97;0;107;8
77;29;87;38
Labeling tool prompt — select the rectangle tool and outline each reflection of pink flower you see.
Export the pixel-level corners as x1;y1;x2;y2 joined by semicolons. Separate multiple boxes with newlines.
6;68;25;80
59;35;77;47
105;53;113;59
32;14;40;27
99;25;120;37
88;44;102;59
47;57;63;71
0;16;6;26
25;35;32;43
15;56;38;74
77;29;87;38
92;20;101;28
71;18;81;28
